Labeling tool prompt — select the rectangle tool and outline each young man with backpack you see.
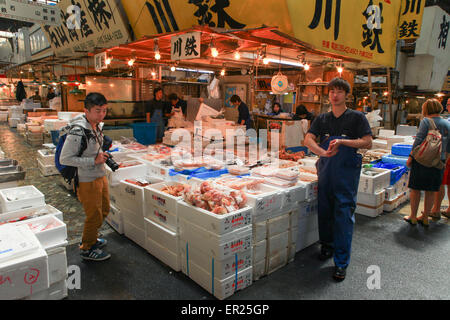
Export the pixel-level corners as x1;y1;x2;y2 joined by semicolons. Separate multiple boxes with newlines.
59;92;112;261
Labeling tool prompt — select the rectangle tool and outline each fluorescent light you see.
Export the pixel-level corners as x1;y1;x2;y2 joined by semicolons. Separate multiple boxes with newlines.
265;58;304;68
175;67;214;74
0;31;15;38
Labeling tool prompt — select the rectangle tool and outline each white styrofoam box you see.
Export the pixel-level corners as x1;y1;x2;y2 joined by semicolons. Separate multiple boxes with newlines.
121;207;145;230
298;157;318;167
289;226;298;246
289;210;299;229
385;186;397;201
252;240;267;263
296;228;319;253
383;193;403;212
37;159;59;177
144;218;179;254
267;248;288;275
57;112;83;121
179;218;252;261
116;177;163;216
180;242;252;281
43;119;68;132
15;214;67;250
0;226;49;300
108;183;122;208
0;205;63;224
146;235;180;272
105;204;124;234
288;229;297;262
184;260;252;300
378;129;395;138
297;212;319;235
123;220;146;248
356;201;384;217
267;231;289;257
37;149;55;166
268;183;306;210
148;160;173;179
243;183;284;218
178;201;252;235
267;213;290;238
252;220;267;243
396;125;417;136
0;185;45;213
298;180;318;201
0;113;7;122
106;160;147;186
145;203;178;233
46;247;67;286
358;168;391;194
357;189;385;208
24;279;67;300
297;199;318;220
144;181;184;215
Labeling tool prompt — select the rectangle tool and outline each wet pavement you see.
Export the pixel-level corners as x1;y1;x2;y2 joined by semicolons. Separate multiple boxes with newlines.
0;123;112;244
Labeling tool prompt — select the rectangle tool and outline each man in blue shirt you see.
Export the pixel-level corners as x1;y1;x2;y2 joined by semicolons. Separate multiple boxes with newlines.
230;95;252;130
304;78;372;282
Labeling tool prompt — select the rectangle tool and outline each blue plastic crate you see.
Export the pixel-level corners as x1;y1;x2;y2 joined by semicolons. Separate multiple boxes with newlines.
130;122;158;145
391;144;412;157
373;162;408;185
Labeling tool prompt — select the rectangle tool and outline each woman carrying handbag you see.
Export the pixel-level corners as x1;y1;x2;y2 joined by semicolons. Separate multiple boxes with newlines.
405;99;450;227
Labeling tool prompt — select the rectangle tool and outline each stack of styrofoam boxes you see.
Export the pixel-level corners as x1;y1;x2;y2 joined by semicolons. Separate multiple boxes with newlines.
0;110;8;122
37;149;59;176
106;160;147;241
356;167;391;217
8;106;25;128
295;198;319;253
144;181;184;272
396;125;417;137
384;170;410;212
177;185;253;300
0;186;68;300
114;176;164;249
0;225;50;300
372;130;406;151
17;123;27;137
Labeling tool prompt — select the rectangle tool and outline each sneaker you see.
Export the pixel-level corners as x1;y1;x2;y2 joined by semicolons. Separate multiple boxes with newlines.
318;245;334;261
80;248;111;261
333;267;346;282
79;238;107;249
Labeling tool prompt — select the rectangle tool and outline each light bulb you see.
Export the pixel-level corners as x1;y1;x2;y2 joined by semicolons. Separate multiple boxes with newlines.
263;57;269;65
155;51;161;60
52;82;57;86
87;81;92;86
220;69;225;76
63;81;68;85
105;57;111;65
211;47;219;58
383;91;389;96
128;59;134;66
151;71;156;77
234;51;240;60
337;66;343;73
304;64;310;70
171;66;176;72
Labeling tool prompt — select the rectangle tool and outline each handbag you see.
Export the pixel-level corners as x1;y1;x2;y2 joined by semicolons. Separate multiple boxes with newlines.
411;118;444;169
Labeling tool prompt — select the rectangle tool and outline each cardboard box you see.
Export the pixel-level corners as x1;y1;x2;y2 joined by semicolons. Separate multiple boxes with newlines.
179;218;252;260
145;203;178;233
184;260;252;300
178;201;252;235
180;243;252;281
105;204;124;234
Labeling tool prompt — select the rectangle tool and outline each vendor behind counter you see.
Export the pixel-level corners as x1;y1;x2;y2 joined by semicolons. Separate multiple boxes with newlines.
266;102;283;116
293;104;315;122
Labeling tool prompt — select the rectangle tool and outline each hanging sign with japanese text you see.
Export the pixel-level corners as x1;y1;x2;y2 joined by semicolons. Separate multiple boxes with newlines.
286;0;402;67
94;51;107;70
398;0;426;40
0;0;60;26
42;0;130;57
171;31;200;60
120;0;294;40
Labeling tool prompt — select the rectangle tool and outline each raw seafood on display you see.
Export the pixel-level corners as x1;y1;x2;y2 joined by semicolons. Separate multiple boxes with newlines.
279;149;305;162
227;165;249;175
147;144;172;155
161;183;190;197
118;161;142;168
215;176;265;194
183;181;247;215
124;179;152;187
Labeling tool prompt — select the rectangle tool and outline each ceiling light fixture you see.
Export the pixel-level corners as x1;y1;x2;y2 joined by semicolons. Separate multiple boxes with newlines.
234;51;240;60
154;40;161;60
220;68;225;76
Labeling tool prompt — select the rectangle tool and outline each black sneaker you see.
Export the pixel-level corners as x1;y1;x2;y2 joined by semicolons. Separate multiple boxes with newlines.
80;248;111;261
333;267;346;282
318;245;334;261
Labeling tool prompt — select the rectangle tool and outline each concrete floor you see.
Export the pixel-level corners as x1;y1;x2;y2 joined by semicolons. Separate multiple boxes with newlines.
1;124;449;300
